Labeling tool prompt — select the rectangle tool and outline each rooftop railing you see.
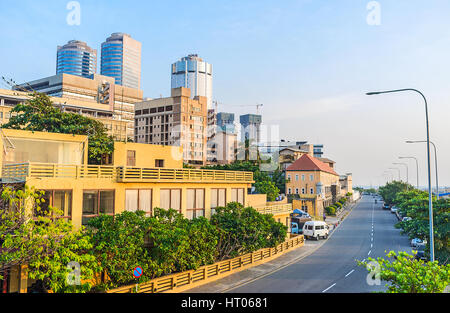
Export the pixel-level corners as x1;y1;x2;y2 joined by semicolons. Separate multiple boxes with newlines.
1;162;254;184
254;203;293;216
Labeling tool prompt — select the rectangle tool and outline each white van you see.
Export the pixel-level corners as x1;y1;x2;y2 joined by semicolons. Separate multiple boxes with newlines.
302;221;329;240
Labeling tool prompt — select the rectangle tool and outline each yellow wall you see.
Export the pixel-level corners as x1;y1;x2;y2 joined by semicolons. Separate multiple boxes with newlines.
113;141;183;168
247;194;267;208
286;170;339;196
0;128;88;165
25;177;251;230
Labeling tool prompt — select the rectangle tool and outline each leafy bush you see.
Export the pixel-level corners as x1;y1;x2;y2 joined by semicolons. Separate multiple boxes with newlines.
359;251;450;293
211;202;287;260
335;202;343;209
326;206;336;215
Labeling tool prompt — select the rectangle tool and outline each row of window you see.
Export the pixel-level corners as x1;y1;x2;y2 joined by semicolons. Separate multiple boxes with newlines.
287;187;315;195
287;174;314;182
136;106;173;115
37;188;246;225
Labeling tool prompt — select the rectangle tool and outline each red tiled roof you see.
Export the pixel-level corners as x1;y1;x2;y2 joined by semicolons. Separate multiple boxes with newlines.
286;154;339;176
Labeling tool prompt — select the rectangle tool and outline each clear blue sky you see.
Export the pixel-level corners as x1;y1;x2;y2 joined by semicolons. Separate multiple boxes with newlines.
1;0;450;187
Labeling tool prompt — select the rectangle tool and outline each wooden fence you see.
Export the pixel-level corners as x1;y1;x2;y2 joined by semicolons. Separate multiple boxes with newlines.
107;235;304;293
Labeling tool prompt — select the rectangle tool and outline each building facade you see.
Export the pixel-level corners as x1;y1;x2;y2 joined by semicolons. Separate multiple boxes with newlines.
101;33;142;89
240;114;262;144
134;87;207;165
56;40;97;78
13;73;143;139
285;154;340;208
171;54;213;108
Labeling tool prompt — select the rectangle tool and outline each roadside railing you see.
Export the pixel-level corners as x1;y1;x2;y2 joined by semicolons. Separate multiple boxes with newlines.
107;235;304;293
1;162;254;184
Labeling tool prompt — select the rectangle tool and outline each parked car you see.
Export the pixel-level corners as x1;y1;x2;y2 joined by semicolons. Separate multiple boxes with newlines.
402;217;412;222
413;244;427;261
411;238;427;248
390;206;398;214
411;238;423;247
302;221;329;240
382;203;390;210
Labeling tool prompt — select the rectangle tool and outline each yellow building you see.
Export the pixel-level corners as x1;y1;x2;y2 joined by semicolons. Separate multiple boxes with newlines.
286;154;340;214
0;129;255;230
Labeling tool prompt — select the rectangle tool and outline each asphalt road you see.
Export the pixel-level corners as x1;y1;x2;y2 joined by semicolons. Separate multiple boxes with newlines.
227;195;412;293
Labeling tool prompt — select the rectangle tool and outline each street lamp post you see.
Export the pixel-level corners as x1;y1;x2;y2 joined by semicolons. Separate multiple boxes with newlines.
393;162;409;185
383;171;393;182
388;167;401;181
399;156;419;189
406;140;439;200
366;88;434;262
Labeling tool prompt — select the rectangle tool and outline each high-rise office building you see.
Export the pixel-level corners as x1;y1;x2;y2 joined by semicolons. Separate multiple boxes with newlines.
14;73;143;139
216;112;235;134
101;33;142;89
56;40;97;78
171;54;213;108
240;114;262;143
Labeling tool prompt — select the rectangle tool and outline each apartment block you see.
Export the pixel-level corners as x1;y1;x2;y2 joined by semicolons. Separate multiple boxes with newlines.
134;87;207;165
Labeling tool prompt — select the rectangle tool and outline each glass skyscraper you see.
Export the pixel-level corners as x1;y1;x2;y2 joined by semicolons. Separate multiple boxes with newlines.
56;40;97;78
171;54;213;108
100;33;142;89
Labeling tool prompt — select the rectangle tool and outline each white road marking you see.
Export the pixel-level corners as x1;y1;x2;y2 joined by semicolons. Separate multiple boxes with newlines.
371;243;373;248
322;283;336;293
368;250;372;256
345;269;355;277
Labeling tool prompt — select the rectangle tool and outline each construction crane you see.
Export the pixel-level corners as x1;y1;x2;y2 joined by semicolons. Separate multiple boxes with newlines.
212;101;263;115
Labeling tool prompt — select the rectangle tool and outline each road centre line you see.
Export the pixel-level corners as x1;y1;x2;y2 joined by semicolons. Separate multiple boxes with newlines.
322;283;336;293
345;269;355;277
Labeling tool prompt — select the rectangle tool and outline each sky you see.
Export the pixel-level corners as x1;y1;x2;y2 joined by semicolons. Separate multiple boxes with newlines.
1;0;449;188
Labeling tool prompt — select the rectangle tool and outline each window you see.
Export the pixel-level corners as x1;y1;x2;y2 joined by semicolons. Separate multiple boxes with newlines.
155;159;164;167
231;188;245;205
211;188;226;215
125;189;152;215
302;175;305;181
310;188;314;194
287;174;291;181
82;190;114;225
187;189;205;219
288;188;292;194
295;188;299;194
295;175;299;181
160;189;181;212
36;190;72;221
301;188;305;194
127;150;136;166
310;174;314;181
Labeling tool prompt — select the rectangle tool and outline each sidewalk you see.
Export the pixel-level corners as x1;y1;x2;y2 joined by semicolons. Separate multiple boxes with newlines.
186;199;360;293
324;199;358;232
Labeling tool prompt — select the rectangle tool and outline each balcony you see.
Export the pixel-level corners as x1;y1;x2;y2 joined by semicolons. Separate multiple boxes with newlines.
1;162;254;184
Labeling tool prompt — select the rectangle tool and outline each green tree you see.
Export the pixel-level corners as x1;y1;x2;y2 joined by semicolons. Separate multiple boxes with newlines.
0;186;98;293
254;179;279;201
1;92;114;164
211;202;287;260
378;181;412;205
359;251;450;293
87;210;156;288
393;189;449;264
